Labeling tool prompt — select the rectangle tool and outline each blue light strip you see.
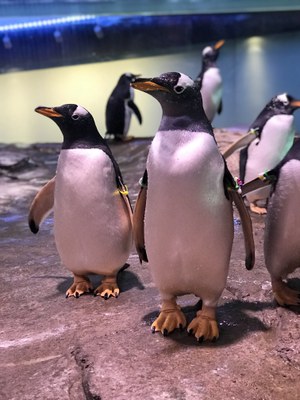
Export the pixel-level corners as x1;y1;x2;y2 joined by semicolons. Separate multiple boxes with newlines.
0;15;96;33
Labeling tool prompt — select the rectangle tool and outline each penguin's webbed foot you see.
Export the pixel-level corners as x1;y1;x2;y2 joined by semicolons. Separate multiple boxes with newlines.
272;279;300;307
94;276;119;299
187;307;219;342
250;202;267;215
151;301;186;336
66;276;93;298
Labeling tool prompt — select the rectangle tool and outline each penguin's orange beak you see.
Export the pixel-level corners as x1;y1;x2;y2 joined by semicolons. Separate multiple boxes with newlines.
131;80;170;93
214;39;225;50
35;106;63;118
290;100;300;108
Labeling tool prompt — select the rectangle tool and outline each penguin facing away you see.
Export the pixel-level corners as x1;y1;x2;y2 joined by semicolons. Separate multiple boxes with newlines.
223;93;300;214
29;104;133;299
242;140;300;307
105;73;142;141
132;72;255;342
195;39;225;123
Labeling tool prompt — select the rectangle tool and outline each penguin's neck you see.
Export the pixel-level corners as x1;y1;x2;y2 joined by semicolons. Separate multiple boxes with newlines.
159;105;213;135
61;125;107;150
202;59;216;71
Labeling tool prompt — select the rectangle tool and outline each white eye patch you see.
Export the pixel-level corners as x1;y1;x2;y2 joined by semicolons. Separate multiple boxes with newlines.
75;105;89;117
202;46;213;56
277;93;289;105
173;74;194;94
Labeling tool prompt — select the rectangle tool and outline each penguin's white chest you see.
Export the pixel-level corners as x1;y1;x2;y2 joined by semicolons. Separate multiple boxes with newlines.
201;68;222;122
54;148;132;275
145;130;233;300
245;114;294;202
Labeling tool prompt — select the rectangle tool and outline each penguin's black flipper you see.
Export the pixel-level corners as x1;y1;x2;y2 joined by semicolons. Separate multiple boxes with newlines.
28;176;55;233
133;170;148;263
128;100;142;124
241;173;276;197
229;189;255;270
217;99;223;114
223;162;255;270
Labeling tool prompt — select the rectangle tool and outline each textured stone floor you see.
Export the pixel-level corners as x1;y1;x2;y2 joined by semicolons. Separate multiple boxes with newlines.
0;131;299;400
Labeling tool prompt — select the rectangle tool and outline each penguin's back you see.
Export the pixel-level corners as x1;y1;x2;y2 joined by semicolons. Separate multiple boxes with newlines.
145;130;233;300
201;67;222;121
264;158;300;277
54;148;132;275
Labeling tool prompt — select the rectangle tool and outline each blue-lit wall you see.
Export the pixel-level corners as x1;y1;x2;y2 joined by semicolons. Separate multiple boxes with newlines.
1;11;300;143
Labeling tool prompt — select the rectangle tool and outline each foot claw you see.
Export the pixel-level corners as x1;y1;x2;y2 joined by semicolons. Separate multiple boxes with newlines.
66;277;93;298
197;335;204;343
272;279;300;307
151;304;186;336
94;278;120;300
187;309;219;342
163;328;169;337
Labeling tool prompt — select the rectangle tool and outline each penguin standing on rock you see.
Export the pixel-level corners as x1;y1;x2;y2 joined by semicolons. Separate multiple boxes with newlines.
195;40;225;123
132;72;255;342
223;93;300;214
105;73;142;141
29;104;133;299
242;140;300;306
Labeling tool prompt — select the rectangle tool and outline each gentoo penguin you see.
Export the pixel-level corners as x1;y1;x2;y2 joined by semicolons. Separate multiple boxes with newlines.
132;72;255;342
195;40;224;123
28;104;133;299
105;73;142;141
242;140;300;306
223;93;300;214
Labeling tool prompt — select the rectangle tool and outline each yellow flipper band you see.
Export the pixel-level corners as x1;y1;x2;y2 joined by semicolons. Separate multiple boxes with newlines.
119;185;129;195
258;171;268;181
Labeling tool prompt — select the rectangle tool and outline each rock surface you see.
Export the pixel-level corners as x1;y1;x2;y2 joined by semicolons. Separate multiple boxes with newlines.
0;131;299;400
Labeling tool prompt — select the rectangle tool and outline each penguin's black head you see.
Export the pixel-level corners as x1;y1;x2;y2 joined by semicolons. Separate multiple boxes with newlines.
132;72;213;133
121;73;141;83
35;104;103;149
268;93;300;115
114;73;141;96
132;72;203;115
202;40;225;65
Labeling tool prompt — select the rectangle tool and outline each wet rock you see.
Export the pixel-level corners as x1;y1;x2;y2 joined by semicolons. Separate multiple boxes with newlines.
0;132;299;400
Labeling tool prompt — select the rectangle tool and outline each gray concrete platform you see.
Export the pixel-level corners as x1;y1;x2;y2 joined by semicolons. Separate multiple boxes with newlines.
0;131;299;400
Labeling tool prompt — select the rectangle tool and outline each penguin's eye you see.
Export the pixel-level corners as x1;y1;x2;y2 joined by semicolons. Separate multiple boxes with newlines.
72;114;79;120
174;85;185;94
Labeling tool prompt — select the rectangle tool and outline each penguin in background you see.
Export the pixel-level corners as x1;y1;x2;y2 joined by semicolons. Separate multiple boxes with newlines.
242;140;300;307
28;104;133;299
132;72;255;342
105;73;142;141
195;40;225;123
223;93;300;214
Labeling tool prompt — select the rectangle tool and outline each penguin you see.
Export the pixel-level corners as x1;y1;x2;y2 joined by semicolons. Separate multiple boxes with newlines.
28;104;133;299
195;40;225;123
242;140;300;306
105;73;142;141
223;93;300;214
131;72;255;342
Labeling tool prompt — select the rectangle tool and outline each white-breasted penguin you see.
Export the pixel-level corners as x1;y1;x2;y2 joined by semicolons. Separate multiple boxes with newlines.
242;140;300;306
29;104;133;299
132;72;255;342
223;93;300;214
105;73;142;141
195;40;225;123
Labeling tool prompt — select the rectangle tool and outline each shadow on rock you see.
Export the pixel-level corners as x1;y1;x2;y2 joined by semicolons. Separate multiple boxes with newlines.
143;299;276;347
